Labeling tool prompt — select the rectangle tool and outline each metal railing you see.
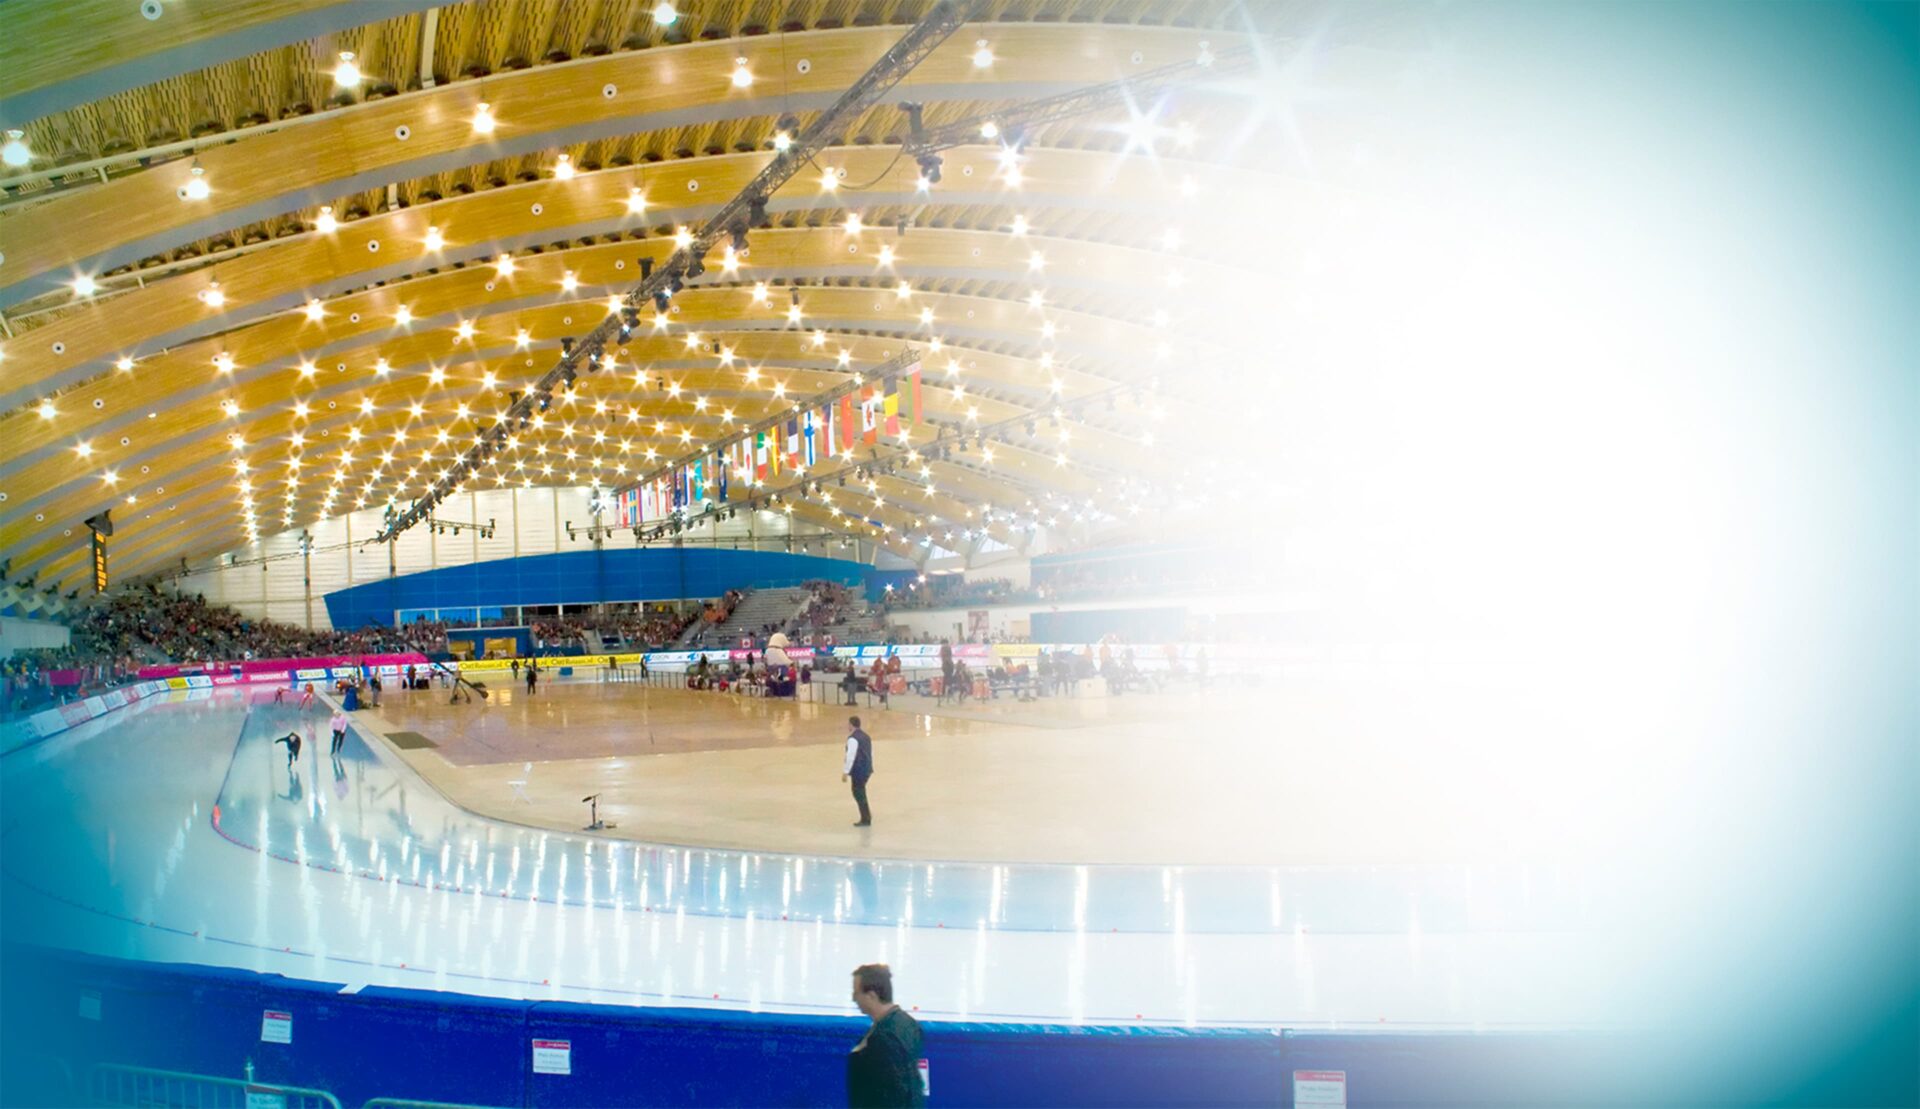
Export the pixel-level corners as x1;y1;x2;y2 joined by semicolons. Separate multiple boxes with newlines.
90;1062;342;1109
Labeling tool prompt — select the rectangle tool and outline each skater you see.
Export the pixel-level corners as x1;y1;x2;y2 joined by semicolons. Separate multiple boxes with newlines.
298;682;316;710
938;640;954;704
525;659;538;696
274;730;302;766
273;685;287;703
329;709;348;755
840;715;874;827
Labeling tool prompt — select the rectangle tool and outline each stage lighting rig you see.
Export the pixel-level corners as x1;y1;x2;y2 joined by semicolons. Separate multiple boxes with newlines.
376;0;976;544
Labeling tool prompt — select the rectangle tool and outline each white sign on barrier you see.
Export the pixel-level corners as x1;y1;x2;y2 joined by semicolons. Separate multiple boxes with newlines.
245;1086;287;1109
532;1038;572;1075
259;1009;293;1044
1293;1070;1347;1107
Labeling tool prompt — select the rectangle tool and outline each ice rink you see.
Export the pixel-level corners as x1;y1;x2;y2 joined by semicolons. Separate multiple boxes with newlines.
2;684;1619;1028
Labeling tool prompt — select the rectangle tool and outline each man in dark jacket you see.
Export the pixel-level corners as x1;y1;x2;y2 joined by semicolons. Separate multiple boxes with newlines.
847;964;925;1108
841;715;874;826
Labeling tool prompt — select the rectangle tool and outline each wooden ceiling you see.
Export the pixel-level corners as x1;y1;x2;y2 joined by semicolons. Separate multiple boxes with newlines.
0;0;1412;592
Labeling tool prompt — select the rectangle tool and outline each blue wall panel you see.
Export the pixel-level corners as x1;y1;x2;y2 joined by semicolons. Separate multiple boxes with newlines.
324;548;868;628
2;945;1653;1108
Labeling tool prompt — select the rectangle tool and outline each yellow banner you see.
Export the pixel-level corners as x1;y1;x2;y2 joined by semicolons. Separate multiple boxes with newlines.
993;643;1040;659
165;676;190;689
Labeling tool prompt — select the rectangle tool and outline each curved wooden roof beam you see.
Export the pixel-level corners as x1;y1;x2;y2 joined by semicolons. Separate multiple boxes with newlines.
0;0;426;122
0;23;1241;303
5;371;1124;585
3;144;1301;406
1;289;1177;527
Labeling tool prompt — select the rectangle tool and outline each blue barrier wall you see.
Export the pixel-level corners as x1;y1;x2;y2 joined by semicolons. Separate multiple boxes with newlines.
323;548;869;628
2;944;1654;1108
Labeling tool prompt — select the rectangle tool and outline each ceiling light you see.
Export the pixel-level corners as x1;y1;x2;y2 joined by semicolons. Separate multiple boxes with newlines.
731;57;753;88
773;130;792;153
394;304;413;326
843;212;862;234
1010;213;1029;236
819;167;838;191
115;356;134;372
73;441;92;459
472;102;496;135
314;205;338;233
625;188;647;215
200;282;225;308
71;274;97;297
673;226;693;249
36;399;55;420
560;271;579;292
972;40;994;68
303;299;325;321
423;225;444;251
553;153;576;180
333;51;362;88
183;161;210;200
652;2;677;24
979;121;999;140
0;130;28;168
213;352;235;374
494;253;515;276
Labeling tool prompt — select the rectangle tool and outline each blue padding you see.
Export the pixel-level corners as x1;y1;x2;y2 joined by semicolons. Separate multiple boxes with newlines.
528;1002;864;1108
286;986;533;1109
3;946;1644;1109
324;548;867;627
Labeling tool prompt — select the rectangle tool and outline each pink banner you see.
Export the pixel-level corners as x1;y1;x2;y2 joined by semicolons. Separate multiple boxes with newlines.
137;652;429;681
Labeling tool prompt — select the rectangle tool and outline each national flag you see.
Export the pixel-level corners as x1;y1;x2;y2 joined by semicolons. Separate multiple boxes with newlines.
802;409;817;467
769;423;783;476
755;433;769;479
860;386;878;445
883;378;900;437
692;459;706;504
785;417;801;467
909;366;923;425
715;452;728;501
838;394;855;451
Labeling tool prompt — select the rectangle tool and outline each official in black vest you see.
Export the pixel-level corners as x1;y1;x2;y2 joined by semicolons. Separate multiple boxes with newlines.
841;715;874;826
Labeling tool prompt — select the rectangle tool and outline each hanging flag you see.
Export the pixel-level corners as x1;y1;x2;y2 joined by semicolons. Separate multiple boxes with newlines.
640;480;657;521
883;378;901;438
715;451;728;501
755;432;769;480
692;459;706;505
838;394;855;451
785;416;801;468
860;386;879;445
909;366;923;426
672;468;686;509
769;423;783;476
803;409;817;467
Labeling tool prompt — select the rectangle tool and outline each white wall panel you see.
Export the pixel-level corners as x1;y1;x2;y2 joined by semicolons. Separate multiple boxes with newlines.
391;524;433;576
473;488;515;562
346;510;389;585
516;488;557;553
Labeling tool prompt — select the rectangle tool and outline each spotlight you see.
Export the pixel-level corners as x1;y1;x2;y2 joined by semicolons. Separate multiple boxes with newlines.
0;130;29;168
652;1;676;25
183;160;210;200
332;51;362;89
